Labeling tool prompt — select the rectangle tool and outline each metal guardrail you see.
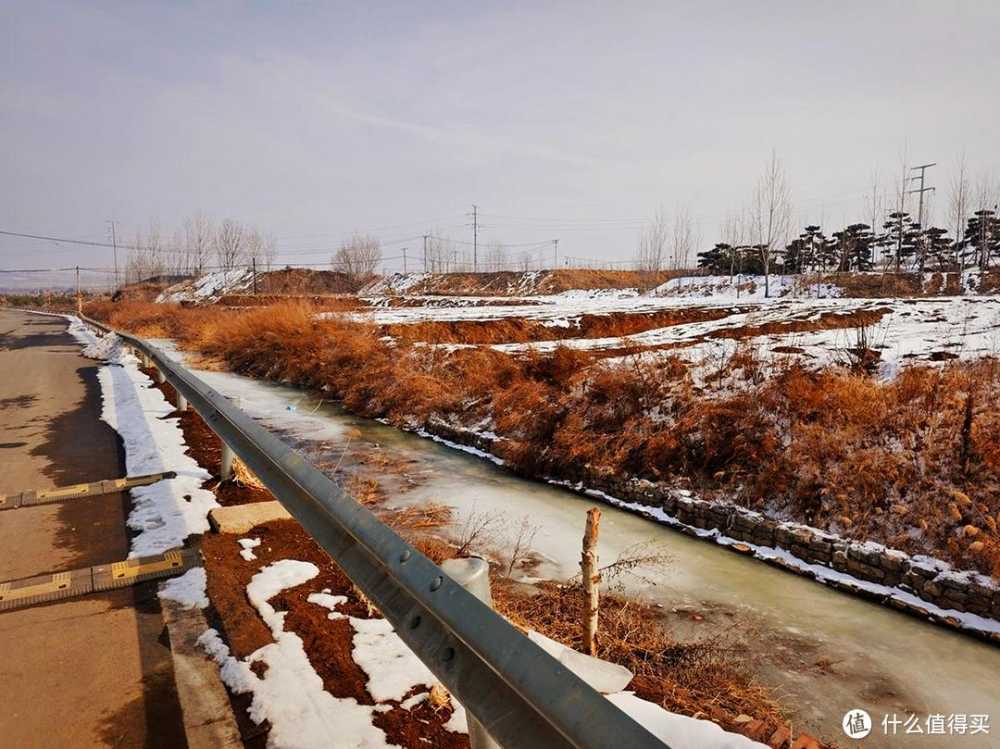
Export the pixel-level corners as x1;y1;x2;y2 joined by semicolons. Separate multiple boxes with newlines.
79;314;667;749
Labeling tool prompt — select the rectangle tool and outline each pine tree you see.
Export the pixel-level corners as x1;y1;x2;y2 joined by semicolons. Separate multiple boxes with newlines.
784;237;806;274
831;224;874;272
801;225;827;272
962;210;1000;269
879;212;920;271
919;227;953;271
697;243;736;274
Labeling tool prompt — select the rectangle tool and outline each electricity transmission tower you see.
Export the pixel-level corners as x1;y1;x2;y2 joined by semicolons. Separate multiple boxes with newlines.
468;204;479;272
908;162;936;228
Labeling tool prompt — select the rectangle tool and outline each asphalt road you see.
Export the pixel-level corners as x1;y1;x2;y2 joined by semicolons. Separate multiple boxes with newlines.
0;309;188;748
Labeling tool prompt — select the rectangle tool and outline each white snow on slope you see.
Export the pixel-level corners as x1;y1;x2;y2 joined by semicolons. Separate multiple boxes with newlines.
67;317;218;556
156;267;255;303
653;273;842;300
198;560;396;749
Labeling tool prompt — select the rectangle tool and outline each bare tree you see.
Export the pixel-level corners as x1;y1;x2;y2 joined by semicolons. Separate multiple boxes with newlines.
947;158;969;269
517;248;534;272
424;233;451;272
246;228;278;272
670;205;696;270
505;516;539;578
125;229;146;284
484;241;509;272
184;214;215;275
721;210;748;280
454;508;503;557
215;219;247;271
867;171;887;267
145;220;165;279
636;207;668;278
750;151;792;297
333;233;381;283
167;227;187;275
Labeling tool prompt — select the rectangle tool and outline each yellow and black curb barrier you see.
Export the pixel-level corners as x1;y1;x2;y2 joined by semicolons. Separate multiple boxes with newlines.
0;547;197;612
0;471;177;512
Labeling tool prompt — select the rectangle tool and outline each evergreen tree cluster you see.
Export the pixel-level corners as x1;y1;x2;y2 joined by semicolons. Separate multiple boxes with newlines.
698;208;1000;276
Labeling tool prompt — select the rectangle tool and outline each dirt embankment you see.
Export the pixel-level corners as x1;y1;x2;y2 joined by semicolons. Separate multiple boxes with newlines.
364;269;687;297
384;306;739;345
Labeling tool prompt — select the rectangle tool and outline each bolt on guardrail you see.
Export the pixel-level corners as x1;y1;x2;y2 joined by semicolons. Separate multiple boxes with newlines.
80;315;667;749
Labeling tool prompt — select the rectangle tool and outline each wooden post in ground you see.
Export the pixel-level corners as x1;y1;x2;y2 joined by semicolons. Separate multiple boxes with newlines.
581;507;601;656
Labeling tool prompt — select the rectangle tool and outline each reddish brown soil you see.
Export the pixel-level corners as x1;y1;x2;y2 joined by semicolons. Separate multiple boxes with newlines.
258;268;359;295
219;293;361;311
706;306;893;340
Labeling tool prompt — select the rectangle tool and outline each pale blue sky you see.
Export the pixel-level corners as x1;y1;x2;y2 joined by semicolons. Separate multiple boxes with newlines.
3;1;999;279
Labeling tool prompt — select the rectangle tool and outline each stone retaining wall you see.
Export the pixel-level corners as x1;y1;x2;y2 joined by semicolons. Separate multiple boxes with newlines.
424;418;1000;642
591;476;1000;639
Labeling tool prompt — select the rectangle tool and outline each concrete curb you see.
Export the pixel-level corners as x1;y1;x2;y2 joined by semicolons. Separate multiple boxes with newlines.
160;595;243;749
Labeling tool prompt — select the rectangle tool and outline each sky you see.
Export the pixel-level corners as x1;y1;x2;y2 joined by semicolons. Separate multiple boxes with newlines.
3;1;1000;286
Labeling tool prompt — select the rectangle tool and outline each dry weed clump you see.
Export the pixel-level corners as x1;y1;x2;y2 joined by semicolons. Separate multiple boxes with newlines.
492;579;782;728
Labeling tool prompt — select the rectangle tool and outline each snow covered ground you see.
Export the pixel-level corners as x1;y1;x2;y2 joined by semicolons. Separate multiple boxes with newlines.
66;316;218;555
497;296;1000;378
337;284;1000;380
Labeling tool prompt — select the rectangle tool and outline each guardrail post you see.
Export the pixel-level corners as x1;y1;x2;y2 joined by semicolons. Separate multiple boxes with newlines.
220;441;235;481
153;366;165;384
440;557;500;749
176;393;188;412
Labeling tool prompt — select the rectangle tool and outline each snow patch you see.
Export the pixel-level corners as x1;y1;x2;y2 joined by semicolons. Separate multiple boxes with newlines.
349;616;438;702
307;592;348;620
238;537;261;561
607;692;767;748
158;567;208;609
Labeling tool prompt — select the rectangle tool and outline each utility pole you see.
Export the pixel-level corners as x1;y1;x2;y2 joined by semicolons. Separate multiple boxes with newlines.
908;162;937;228
76;265;81;313
553;239;559;268
402;247;407;274
252;257;258;295
469;204;479;272
106;220;119;291
422;234;429;272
